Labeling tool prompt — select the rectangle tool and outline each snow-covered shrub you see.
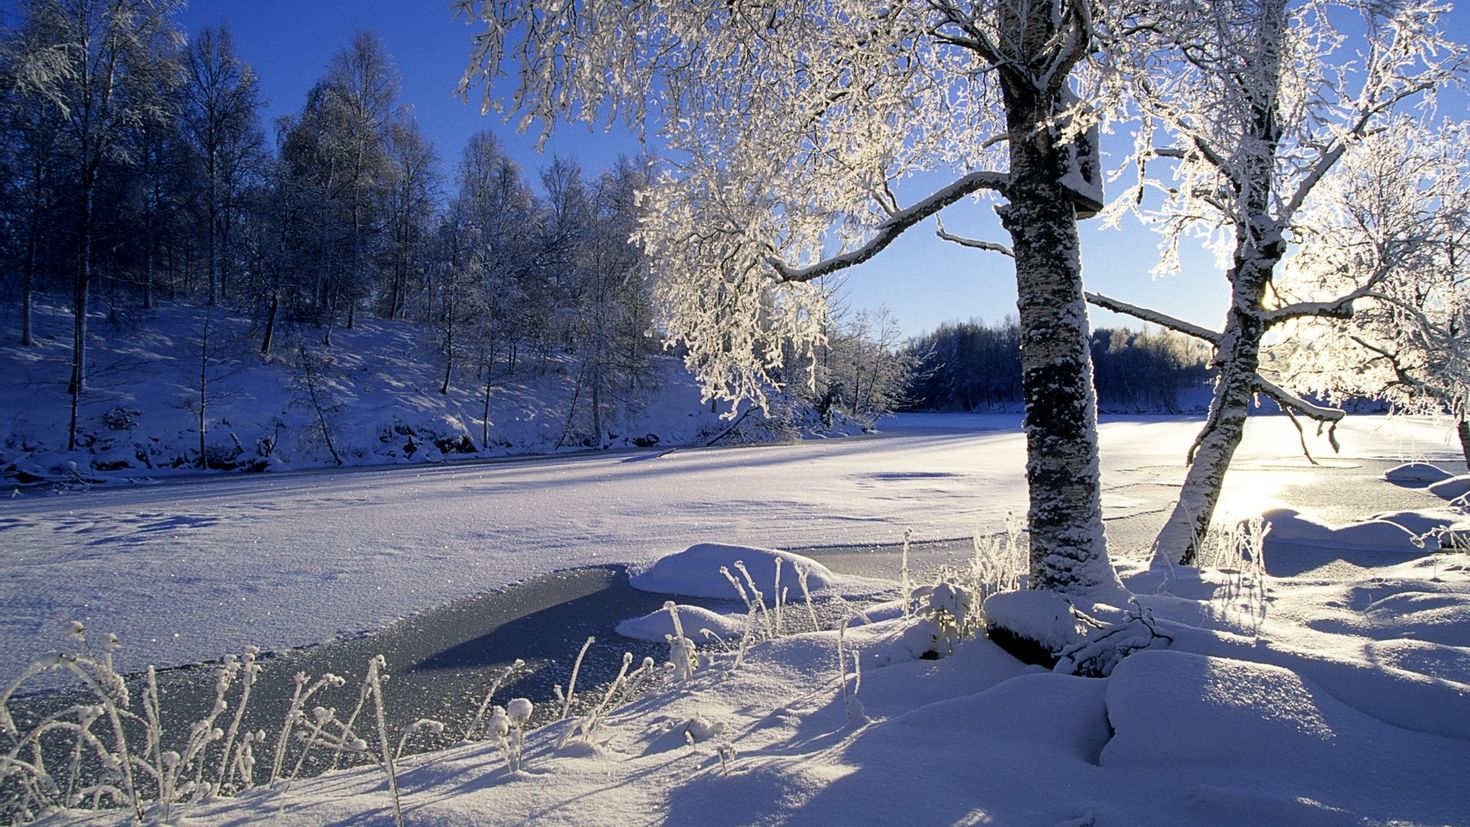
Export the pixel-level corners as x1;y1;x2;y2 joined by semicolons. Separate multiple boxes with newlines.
464;660;525;743
493;698;533;773
103;407;139;431
910;575;982;658
1054;598;1173;678
0;627;275;824
556;637;596;723
969;516;1026;604
560;653;661;749
1198;516;1269;637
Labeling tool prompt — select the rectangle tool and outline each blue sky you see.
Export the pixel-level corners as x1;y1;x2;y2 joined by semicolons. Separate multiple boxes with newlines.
173;0;1215;338
11;0;1467;340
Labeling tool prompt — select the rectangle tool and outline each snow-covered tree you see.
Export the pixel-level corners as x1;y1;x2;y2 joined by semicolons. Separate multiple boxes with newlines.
1276;118;1470;468
379;119;437;321
460;0;1123;598
179;24;263;306
1091;0;1464;563
798;303;914;428
279;31;402;342
6;0;183;450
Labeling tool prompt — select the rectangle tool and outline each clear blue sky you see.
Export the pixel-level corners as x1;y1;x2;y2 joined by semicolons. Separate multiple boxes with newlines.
15;0;1469;340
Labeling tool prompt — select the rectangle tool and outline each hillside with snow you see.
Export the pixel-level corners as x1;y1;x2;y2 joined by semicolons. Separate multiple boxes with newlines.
0;301;831;487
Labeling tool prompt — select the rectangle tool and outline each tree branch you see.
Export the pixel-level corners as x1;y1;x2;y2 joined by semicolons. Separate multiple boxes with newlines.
767;170;1008;283
1083;292;1222;345
1253;374;1344;463
935;216;1012;257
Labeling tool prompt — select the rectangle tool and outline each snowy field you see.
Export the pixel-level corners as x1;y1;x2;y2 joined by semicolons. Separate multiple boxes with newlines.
1;412;1451;682
3;413;1469;824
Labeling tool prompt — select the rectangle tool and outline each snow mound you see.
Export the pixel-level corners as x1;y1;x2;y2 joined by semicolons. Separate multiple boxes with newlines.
614;604;746;642
981;589;1082;654
629;543;837;599
1384;461;1454;487
1103;649;1470;825
1261;507;1467;553
1428;474;1470;505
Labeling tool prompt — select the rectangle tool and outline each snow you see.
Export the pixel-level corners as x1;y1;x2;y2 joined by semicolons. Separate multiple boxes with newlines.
0;300;771;481
628;543;843;599
614;604;745;643
3;406;1470;824
1385;461;1455;486
1429;474;1470;505
76;543;1468;826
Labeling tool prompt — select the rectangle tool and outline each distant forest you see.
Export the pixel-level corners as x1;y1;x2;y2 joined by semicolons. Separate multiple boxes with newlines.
903;319;1212;413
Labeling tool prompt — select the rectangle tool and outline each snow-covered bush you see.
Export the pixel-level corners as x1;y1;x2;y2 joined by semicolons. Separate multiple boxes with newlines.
910;576;982;658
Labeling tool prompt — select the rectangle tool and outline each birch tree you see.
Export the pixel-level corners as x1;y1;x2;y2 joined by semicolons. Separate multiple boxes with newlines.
1276;118;1470;469
461;0;1123;599
1091;0;1464;563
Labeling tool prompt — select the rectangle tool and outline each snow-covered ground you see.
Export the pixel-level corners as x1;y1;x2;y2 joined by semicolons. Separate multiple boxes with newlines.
3;411;1469;824
0;413;1459;682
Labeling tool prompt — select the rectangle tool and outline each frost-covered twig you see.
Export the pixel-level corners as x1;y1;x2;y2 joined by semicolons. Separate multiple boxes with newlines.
559;637;596;722
464;659;525;742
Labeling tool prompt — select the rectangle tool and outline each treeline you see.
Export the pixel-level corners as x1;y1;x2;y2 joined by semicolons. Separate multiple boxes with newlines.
0;4;657;449
904;319;1211;413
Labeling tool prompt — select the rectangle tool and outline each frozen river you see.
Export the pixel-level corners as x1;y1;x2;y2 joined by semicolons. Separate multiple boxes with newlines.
0;412;1458;683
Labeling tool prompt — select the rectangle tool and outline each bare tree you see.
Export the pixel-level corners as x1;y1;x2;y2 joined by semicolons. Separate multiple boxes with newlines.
179;24;263;306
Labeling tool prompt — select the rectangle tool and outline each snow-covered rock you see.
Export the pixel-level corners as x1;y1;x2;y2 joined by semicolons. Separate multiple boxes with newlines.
1384;461;1454;487
629;543;837;599
614;604;746;642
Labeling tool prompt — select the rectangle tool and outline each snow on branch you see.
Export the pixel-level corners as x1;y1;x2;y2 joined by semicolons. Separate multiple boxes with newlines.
1254;375;1345;426
934;216;1012;257
767;171;1008;283
1083;292;1221;344
1254;374;1344;463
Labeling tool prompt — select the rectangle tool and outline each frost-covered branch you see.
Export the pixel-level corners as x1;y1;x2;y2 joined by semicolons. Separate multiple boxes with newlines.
1264;265;1402;325
934;216;1012;257
767;171;1008;283
1253;375;1344;429
1083;292;1221;344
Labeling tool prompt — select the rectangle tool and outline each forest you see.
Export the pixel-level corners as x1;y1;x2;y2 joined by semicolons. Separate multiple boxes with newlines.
2;3;1242;463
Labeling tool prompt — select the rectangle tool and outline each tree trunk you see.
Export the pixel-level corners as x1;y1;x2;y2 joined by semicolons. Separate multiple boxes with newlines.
998;82;1119;598
1153;260;1272;564
440;299;455;395
1457;418;1470;471
21;230;36;348
198;306;211;468
482;368;493;450
68;177;95;452
261;290;279;356
1153;12;1286;566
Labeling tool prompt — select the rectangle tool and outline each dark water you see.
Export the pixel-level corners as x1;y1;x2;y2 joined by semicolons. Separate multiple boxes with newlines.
2;546;923;817
1;567;710;813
